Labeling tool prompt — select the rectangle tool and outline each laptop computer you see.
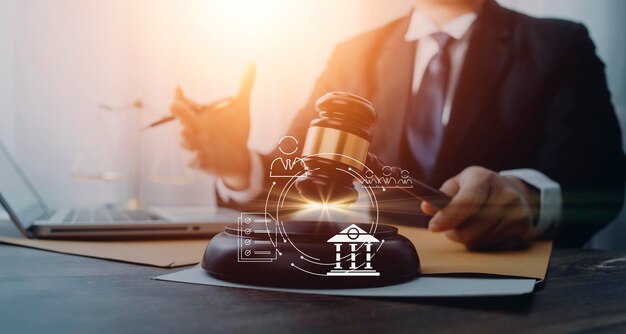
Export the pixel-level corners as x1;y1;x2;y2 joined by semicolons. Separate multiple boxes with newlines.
0;141;237;239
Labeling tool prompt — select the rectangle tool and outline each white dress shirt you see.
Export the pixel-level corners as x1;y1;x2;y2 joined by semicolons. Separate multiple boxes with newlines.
219;10;562;236
405;10;477;126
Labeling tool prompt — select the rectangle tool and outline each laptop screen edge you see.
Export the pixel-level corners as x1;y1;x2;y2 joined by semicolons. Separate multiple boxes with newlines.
0;140;50;237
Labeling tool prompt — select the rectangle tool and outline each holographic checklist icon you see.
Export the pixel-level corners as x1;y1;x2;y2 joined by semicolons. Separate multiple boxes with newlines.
237;212;278;262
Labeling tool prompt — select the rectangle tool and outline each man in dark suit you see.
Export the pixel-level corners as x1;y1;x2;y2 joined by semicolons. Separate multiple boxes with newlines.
171;0;625;249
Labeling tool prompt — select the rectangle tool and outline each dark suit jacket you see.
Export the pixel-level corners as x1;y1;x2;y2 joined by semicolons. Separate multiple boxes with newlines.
225;0;626;247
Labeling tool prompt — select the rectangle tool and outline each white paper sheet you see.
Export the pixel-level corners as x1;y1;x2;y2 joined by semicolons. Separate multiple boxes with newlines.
154;265;536;298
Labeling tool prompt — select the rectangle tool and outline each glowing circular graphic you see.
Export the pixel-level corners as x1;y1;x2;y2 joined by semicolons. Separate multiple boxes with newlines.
347;227;360;240
264;152;381;275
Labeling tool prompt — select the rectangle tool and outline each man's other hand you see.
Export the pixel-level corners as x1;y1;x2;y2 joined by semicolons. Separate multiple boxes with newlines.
170;63;256;191
421;166;537;250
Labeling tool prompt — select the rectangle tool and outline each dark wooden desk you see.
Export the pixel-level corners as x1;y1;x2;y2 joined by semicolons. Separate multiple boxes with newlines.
1;225;626;333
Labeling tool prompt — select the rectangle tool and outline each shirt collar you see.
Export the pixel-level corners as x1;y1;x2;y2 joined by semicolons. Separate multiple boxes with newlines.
404;10;478;42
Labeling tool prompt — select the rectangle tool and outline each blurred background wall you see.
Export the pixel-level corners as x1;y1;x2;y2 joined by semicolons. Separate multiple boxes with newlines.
0;0;623;249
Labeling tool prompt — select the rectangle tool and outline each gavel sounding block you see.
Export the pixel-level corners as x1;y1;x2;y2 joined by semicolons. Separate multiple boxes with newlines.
202;221;420;289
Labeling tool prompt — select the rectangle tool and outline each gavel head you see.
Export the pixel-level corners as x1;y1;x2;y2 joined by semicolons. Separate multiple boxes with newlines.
295;92;377;205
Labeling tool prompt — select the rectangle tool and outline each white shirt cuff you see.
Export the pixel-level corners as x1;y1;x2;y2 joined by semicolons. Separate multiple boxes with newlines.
216;151;264;204
500;169;562;237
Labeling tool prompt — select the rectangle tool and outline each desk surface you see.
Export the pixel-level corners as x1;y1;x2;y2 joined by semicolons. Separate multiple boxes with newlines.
1;226;626;333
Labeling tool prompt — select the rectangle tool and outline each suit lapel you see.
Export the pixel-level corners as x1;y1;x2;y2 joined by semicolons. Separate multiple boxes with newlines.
437;0;514;169
371;15;415;166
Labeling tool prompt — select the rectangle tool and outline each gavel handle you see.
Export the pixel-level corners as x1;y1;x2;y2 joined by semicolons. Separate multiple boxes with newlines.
398;177;451;211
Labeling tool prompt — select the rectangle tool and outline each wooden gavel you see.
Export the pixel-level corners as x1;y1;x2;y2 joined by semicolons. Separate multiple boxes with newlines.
295;92;451;210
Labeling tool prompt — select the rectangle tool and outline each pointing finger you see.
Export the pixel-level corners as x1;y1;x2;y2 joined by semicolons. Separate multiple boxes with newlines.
175;86;202;111
175;85;184;99
237;62;257;102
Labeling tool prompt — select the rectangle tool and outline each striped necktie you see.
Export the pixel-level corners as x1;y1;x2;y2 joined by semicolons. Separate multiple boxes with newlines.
406;31;454;178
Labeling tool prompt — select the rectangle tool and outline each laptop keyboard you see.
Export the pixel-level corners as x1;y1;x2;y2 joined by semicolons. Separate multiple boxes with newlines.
62;209;162;224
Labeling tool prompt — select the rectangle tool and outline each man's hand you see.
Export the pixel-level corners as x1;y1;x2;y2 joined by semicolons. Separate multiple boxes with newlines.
170;63;256;191
421;166;538;250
